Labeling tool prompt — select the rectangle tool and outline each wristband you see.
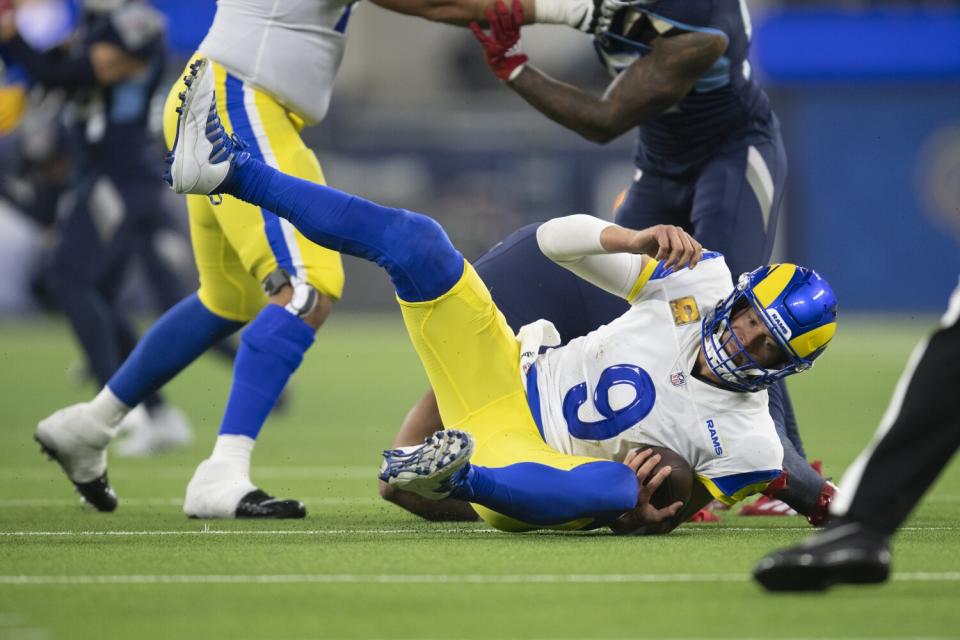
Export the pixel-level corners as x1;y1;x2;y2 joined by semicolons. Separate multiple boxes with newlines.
533;0;593;30
506;62;526;83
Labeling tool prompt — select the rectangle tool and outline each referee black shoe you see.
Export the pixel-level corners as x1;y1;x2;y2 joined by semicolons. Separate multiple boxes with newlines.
753;521;891;592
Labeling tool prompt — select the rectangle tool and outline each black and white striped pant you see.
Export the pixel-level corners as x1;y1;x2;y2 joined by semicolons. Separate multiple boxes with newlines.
831;277;960;535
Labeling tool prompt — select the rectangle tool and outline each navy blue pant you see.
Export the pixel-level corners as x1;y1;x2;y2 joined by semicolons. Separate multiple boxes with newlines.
49;173;187;408
473;224;628;345
617;135;787;281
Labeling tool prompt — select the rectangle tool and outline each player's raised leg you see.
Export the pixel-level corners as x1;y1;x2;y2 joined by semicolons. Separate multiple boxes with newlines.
167;58;658;531
380;429;655;530
167;58;464;306
169;56;344;519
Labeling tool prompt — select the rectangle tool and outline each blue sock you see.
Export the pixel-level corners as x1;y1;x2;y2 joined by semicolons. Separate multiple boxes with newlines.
224;157;464;302
107;294;243;407
218;304;315;439
452;461;638;526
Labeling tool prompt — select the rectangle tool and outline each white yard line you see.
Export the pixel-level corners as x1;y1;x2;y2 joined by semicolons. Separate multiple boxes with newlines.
0;466;374;480
0;573;958;586
0;497;383;507
0;528;500;536
1;526;958;537
6;494;960;510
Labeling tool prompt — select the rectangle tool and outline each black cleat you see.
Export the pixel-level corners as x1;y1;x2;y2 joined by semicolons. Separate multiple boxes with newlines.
753;521;891;592
35;436;118;512
235;489;306;519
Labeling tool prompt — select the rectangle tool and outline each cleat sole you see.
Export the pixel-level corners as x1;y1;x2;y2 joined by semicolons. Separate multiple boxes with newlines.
235;490;306;519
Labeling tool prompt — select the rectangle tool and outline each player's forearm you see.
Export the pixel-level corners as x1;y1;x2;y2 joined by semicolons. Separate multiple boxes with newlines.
539;215;658;260
537;214;608;261
369;0;525;25
508;66;631;144
509;64;676;144
374;0;594;28
508;31;726;142
537;216;644;300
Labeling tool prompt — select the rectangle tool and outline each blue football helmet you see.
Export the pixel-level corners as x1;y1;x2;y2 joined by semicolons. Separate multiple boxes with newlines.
701;264;838;392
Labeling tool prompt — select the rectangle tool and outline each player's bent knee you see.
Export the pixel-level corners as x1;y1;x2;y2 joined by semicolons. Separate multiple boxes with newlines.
300;293;333;330
262;268;334;330
384;210;464;302
242;304;316;367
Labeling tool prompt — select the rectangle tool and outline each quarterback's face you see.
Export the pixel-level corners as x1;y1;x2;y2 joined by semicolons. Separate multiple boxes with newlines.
726;307;785;368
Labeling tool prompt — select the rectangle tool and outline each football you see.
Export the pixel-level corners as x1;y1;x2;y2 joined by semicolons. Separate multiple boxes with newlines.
608;445;694;536
641;445;694;510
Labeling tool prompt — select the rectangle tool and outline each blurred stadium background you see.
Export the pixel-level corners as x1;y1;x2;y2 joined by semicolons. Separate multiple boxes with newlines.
1;0;958;315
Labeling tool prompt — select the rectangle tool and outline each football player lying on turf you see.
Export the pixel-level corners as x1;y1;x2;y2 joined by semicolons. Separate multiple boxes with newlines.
378;223;838;525
165;58;838;533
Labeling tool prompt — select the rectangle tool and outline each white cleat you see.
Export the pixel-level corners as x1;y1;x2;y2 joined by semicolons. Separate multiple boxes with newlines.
35;403;118;512
183;459;305;519
165;57;247;196
183;459;256;519
379;430;474;500
115;405;193;457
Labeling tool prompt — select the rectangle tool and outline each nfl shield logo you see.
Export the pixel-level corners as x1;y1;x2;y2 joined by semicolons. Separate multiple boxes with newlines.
670;372;686;386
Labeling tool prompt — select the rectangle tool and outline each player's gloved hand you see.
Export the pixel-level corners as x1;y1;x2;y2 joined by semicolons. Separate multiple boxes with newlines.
806;481;838;527
470;0;528;82
609;448;684;535
594;0;626;35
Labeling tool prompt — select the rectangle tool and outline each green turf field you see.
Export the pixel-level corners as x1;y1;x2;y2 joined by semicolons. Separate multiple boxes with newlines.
1;314;958;639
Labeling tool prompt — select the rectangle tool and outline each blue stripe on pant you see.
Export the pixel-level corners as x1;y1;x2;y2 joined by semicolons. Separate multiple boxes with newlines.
227;155;465;303
224;74;297;278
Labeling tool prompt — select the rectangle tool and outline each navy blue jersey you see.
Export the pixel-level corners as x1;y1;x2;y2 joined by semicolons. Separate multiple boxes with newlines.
473;224;628;342
73;2;166;175
595;0;772;177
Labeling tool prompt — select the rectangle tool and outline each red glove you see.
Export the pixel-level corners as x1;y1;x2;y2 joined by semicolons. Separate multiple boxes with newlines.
806;481;837;527
470;0;528;82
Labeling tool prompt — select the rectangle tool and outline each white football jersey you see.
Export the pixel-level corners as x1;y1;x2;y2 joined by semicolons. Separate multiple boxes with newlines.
200;0;355;124
530;254;784;504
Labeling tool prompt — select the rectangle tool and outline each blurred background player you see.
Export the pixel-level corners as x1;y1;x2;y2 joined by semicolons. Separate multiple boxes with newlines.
166;64;838;535
753;276;960;591
466;0;834;522
31;0;607;518
0;0;197;455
